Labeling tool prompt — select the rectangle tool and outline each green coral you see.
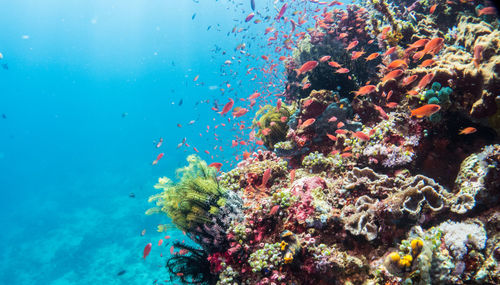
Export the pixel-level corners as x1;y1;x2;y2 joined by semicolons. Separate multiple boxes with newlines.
248;242;283;272
252;103;295;150
147;155;227;233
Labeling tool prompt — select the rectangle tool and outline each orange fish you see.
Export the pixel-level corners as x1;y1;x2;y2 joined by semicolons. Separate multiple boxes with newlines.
408;38;429;49
301;118;316;128
386;102;398;108
193;75;199;82
296;61;319;76
143;243;152;259
338;32;348;39
328;61;342;68
459;127;476;135
416;72;435;90
158;239;164;246
261;55;269;60
351;51;365;60
260;168;271;189
386;59;407;69
319;55;331;62
353;85;377;96
341;152;352;158
419;59;435;67
353;131;370;141
337;121;345;128
165;235;171;239
335;129;347;135
381;69;404;83
152;153;164;165
328;116;337;122
219;98;234;115
345;40;359;50
422;37;444;56
402;75;419;86
248;92;261;100
233;108;249;118
326;133;337;141
430;4;437;14
335;68;350;73
365;52;380;61
383;46;396;56
411;104;441;118
208;162;223;171
290;169;296;184
477;7;497;16
269;205;280;215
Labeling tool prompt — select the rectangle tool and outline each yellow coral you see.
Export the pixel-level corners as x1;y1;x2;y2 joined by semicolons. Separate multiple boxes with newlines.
388;252;400;263
283;251;294;264
399;254;413;268
411;239;424;257
280;241;288;251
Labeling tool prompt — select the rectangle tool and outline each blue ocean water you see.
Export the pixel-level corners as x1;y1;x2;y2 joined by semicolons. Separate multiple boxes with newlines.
0;0;273;283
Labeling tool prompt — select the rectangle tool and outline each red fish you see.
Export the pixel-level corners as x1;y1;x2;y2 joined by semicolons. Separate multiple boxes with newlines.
351;51;365;60
170;246;174;254
152;153;164;165
430;4;437;14
276;98;282;111
335;129;347;135
473;45;484;68
290;169;296;184
328;116;337;122
193;75;199;82
383;46;396;56
374;104;389;119
410;104;441;118
477;7;497;16
337;121;345;128
419;59;435;67
248;92;260;100
165;235;171;239
345;40;359;50
219;98;234;115
296;61;319;76
381;69;404;83
143;243;152;259
422;37;444;56
353;85;377;96
341;152;352;158
353;131;370;141
208;162;223;171
335;68;350;73
280;116;288;122
301;118;316;128
158;239;164;246
386;102;398;108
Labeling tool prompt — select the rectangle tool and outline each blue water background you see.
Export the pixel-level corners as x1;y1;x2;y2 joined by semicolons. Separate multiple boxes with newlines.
0;0;273;283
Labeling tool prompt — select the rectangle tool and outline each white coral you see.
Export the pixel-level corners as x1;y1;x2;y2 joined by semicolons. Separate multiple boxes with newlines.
438;220;487;260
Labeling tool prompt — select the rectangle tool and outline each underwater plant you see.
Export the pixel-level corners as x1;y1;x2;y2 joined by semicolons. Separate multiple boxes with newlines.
147;155;242;253
166;241;218;285
252;103;295;150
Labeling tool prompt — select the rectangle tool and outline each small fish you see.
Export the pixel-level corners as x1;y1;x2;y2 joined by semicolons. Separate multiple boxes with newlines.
290;169;296;184
152;153;164;165
383;46;396;56
351;51;365;60
328;61;342;68
319;55;331;62
276;98;282;111
208;162;223;171
477;7;497;16
141;229;146;236
473;45;484;68
129;192;135;198
381;69;404;83
280;116;288;122
158;239;164;246
353;131;370;141
345;40;359;50
337;122;345;128
326;133;337;141
117;270;126;276
335;129;347;135
156;138;163;148
416;72;435;90
353;85;377;96
386;102;398;108
422;37;444;56
300;118;316;128
374;104;389;120
250;0;255;11
419;59;435;67
261;128;271;135
260;168;271;189
170;246;174;254
365;52;380;61
410;104;441;118
276;3;288;21
269;205;280;215
402;75;419;86
143;243;152;259
233;108;249;118
192;13;196;20
193;75;199;82
430;4;437;14
296;61;319;76
459;127;476;135
248;92;261;100
219;98;234;115
386;59;407;69
341;152;352;158
335;68;350;73
245;12;255;22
